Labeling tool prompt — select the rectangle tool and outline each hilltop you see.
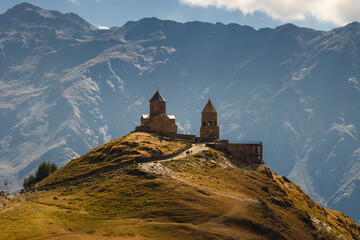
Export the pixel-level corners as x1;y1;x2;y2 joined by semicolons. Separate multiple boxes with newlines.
0;132;359;239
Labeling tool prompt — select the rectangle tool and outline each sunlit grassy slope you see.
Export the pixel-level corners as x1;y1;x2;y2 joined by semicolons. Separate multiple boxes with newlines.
0;132;359;239
41;132;189;185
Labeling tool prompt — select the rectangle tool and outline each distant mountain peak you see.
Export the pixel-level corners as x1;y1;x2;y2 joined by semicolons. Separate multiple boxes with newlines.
0;2;96;31
4;2;45;17
343;21;360;31
10;2;41;11
345;21;360;27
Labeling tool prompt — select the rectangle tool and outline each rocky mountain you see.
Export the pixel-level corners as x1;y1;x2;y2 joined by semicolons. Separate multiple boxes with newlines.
1;132;359;239
1;2;360;224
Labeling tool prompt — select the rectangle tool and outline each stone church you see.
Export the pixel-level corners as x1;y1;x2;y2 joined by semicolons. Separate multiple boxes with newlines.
135;90;263;164
136;90;219;141
136;90;177;134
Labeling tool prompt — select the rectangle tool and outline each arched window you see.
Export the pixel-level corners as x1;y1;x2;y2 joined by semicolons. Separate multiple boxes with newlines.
208;121;211;126
203;121;206;126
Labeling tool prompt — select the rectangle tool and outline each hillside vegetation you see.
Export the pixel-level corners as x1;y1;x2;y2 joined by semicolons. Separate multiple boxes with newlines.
0;132;359;239
40;132;189;186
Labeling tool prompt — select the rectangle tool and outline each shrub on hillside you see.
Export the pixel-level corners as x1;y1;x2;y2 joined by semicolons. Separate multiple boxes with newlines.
23;161;57;189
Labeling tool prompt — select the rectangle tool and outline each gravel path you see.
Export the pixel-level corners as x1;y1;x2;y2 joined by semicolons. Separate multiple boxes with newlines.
140;143;209;172
139;143;258;204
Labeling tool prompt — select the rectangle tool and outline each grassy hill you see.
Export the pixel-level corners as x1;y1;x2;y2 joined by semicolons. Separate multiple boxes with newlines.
0;132;359;239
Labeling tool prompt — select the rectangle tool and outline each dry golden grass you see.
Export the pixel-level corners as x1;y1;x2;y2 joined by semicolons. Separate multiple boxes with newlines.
1;133;359;239
272;174;360;240
161;149;360;239
41;132;188;186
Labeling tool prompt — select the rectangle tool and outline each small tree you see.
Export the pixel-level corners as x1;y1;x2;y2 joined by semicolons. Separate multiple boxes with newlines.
3;180;8;193
23;177;28;189
50;162;58;172
35;162;51;182
23;161;57;189
23;174;36;189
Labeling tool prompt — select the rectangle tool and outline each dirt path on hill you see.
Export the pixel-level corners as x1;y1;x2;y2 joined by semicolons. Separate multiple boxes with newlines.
140;143;209;172
166;143;209;161
139;144;260;239
0;194;24;213
140;143;258;204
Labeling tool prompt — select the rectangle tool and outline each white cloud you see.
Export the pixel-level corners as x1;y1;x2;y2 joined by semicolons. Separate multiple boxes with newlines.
95;0;100;2
98;25;109;30
69;0;80;6
179;0;360;26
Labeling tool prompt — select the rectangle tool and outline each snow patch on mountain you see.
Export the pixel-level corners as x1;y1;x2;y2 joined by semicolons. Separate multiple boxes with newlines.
326;146;360;223
177;120;191;134
300;96;314;118
283;121;301;138
348;76;360;91
267;63;317;103
0;80;47;111
99;125;111;142
329;122;357;141
121;99;145;120
107;60;125;92
63;76;101;118
288;135;326;204
160;46;176;54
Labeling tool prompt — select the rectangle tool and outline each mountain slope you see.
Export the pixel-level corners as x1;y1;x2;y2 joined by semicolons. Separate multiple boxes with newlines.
1;3;360;225
1;132;359;239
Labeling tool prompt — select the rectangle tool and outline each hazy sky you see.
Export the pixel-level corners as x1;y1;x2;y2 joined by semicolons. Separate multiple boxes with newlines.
1;0;359;31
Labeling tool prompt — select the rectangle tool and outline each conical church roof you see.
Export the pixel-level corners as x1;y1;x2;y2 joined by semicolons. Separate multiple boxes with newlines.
149;90;166;102
202;99;217;113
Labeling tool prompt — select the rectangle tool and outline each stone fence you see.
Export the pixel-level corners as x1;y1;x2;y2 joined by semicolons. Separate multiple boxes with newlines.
133;128;197;142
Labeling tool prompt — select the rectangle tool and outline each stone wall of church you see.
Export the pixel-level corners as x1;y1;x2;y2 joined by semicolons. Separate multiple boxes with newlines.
227;143;263;164
145;114;177;133
208;141;263;164
200;126;219;140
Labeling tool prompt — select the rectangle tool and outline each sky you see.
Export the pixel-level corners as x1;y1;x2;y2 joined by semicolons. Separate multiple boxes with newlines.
0;0;359;31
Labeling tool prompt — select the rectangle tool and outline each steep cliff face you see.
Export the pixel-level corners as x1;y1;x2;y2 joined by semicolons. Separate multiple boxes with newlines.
1;132;359;239
1;3;360;224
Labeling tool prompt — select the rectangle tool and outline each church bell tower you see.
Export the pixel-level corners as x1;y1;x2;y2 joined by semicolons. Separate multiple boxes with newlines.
149;90;166;116
200;99;219;141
